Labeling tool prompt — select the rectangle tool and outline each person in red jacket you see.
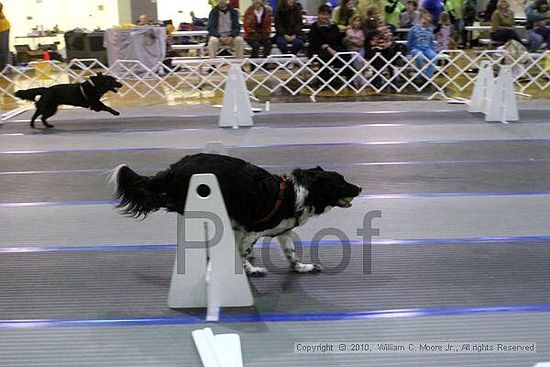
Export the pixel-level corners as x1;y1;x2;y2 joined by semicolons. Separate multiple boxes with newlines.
243;0;273;59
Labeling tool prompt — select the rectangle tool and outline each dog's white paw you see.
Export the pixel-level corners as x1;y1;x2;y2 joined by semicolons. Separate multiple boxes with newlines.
246;265;268;277
291;263;322;273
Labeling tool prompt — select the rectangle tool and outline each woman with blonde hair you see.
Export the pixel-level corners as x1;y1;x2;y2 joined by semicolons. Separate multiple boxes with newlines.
490;0;522;44
357;0;385;20
333;0;358;31
363;5;394;51
364;3;384;21
0;2;10;70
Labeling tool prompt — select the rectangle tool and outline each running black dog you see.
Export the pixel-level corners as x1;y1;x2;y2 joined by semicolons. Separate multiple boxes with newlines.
15;73;122;128
109;153;362;276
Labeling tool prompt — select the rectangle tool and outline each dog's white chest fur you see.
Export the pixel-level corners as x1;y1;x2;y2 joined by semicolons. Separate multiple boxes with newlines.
233;183;319;245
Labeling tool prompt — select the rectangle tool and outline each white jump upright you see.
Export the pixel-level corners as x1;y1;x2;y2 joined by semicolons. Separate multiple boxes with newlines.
468;61;519;123
485;65;519;123
219;64;253;129
167;173;254;320
468;60;495;115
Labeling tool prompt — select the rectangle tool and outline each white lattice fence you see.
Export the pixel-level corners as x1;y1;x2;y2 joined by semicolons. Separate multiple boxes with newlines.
1;50;548;104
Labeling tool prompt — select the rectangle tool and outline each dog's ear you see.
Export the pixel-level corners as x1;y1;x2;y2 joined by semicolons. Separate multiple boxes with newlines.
314;166;324;171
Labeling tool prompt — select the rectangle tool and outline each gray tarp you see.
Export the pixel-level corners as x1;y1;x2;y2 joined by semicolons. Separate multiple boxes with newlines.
104;27;166;77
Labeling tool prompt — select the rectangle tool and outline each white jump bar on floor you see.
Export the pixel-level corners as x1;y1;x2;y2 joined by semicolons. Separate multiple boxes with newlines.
192;327;244;367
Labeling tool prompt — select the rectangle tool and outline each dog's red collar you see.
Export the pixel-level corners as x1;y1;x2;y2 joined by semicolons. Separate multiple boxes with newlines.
255;175;289;225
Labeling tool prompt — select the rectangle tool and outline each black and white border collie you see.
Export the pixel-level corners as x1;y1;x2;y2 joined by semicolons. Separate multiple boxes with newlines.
109;153;362;276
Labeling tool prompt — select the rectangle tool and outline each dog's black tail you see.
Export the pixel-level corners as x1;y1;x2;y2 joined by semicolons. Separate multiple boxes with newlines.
14;88;48;102
108;164;166;218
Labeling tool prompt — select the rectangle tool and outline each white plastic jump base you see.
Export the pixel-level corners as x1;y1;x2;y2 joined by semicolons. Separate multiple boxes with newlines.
219;64;253;129
203;141;227;155
192;327;244;367
167;174;254;318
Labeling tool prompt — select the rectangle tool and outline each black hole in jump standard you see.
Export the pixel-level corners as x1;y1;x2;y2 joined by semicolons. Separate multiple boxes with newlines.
197;184;211;198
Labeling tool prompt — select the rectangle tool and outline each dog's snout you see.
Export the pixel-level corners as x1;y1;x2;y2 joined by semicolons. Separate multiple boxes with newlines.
356;186;362;194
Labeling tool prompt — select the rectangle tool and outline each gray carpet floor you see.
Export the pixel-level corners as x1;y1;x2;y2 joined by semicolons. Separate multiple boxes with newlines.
1;101;549;366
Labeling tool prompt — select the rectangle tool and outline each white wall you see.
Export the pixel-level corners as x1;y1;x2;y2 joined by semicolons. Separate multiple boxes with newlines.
156;0;212;26
156;0;252;26
239;0;252;12
4;0;120;52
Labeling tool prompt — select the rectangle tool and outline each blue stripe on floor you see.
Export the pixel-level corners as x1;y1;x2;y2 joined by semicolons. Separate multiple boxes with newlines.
0;200;116;208
3;138;550;155
1;236;549;254
361;191;550;199
0;244;177;253
4;109;550;136
1;303;549;328
3;190;550;208
2;157;550;176
0;109;499;135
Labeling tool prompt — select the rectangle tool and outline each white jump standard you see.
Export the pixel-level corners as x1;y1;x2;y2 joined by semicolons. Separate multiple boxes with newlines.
167;173;254;316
